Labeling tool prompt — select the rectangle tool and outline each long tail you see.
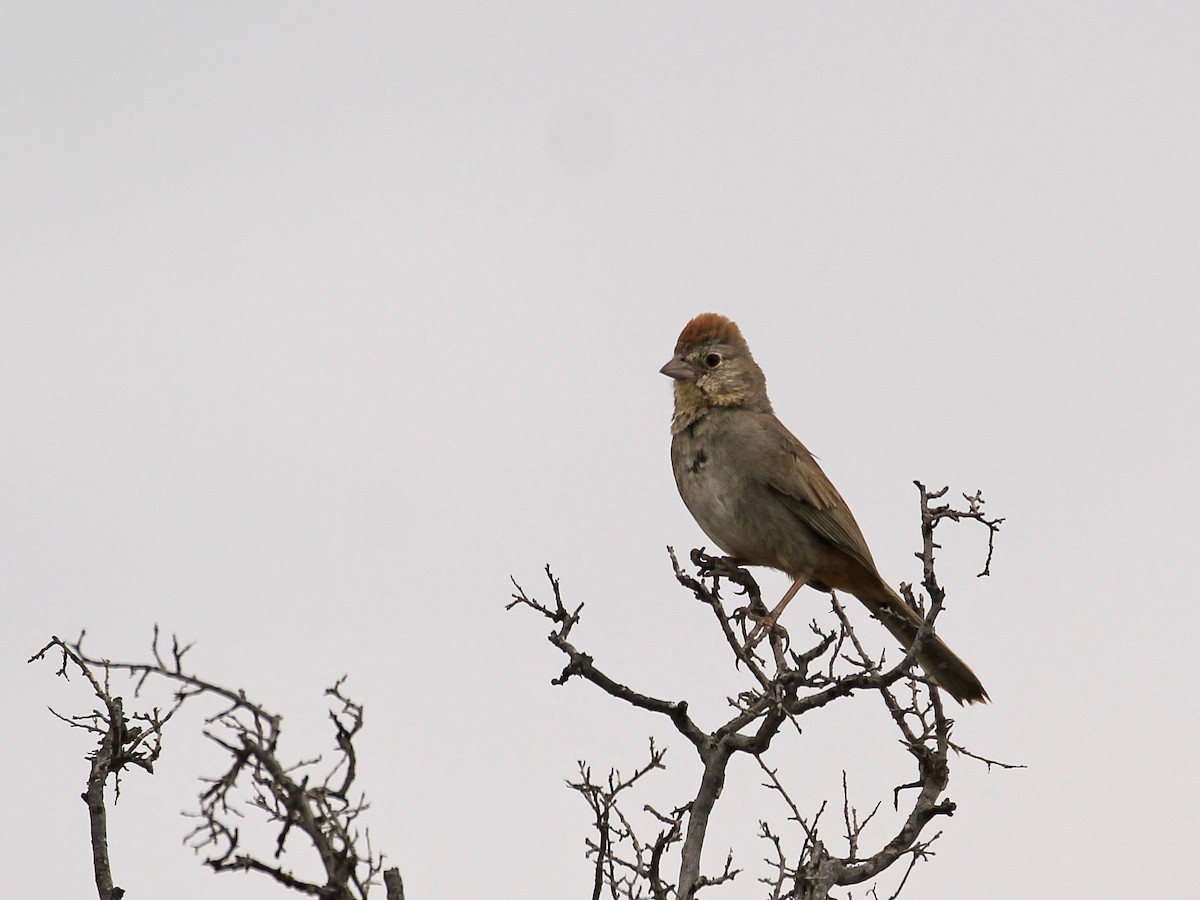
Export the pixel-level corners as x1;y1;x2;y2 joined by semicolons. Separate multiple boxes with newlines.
856;586;989;705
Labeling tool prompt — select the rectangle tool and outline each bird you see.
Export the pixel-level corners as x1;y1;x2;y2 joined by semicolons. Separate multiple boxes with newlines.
661;312;988;705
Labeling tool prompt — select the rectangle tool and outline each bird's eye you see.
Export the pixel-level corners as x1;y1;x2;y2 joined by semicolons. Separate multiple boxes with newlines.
704;353;722;369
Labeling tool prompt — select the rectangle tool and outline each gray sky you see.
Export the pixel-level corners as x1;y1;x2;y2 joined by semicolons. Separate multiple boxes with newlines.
4;3;1197;897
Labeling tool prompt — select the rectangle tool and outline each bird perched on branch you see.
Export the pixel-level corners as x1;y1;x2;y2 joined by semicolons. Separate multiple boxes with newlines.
661;313;988;705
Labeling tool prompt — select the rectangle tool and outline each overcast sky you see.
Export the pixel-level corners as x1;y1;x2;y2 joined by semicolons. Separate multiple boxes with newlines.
3;4;1198;898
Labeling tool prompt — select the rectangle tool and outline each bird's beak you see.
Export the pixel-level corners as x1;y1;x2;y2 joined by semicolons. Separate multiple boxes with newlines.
660;356;699;381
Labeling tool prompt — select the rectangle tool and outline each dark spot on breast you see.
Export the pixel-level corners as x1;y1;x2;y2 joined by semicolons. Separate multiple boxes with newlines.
687;449;708;473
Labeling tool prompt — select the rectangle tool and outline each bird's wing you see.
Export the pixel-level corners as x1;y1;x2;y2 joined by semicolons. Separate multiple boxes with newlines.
749;414;880;575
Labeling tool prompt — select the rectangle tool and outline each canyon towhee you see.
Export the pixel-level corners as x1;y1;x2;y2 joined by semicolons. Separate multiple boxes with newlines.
662;313;988;705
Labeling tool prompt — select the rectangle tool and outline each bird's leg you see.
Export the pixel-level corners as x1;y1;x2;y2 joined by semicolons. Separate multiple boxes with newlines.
743;576;808;651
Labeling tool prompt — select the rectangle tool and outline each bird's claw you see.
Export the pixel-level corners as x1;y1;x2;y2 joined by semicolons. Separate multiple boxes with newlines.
738;606;789;654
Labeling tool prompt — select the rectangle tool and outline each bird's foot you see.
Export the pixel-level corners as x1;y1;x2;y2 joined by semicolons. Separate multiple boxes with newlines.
738;576;806;655
696;552;748;581
737;606;789;653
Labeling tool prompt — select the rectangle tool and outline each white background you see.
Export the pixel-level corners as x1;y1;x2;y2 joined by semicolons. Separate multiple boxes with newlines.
3;4;1197;898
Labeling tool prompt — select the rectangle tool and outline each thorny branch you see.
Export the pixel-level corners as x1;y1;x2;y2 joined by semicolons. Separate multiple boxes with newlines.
511;483;1017;900
28;635;176;900
917;484;1005;578
29;630;402;900
567;739;689;900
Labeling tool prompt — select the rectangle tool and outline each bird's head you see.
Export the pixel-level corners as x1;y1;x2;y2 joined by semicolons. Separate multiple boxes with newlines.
661;313;771;430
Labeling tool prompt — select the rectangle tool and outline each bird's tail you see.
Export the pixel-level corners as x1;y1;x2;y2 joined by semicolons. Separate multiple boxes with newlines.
858;586;989;705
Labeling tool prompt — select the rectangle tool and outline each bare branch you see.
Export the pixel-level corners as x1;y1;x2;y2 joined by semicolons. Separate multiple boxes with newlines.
31;632;390;900
511;482;1016;900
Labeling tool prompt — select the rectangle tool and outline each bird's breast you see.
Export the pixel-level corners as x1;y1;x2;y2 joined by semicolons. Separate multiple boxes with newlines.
671;424;760;561
670;414;824;577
